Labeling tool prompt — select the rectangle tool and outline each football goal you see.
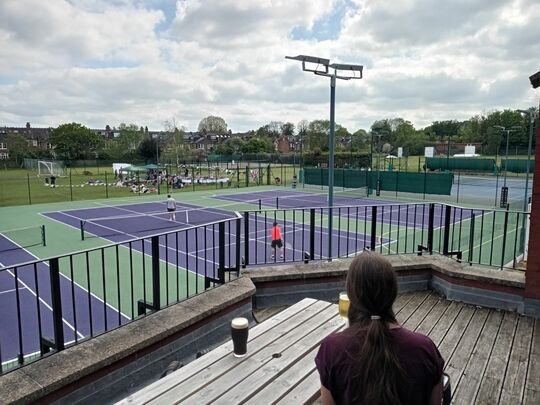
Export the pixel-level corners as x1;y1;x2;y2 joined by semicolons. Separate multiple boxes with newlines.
37;160;65;177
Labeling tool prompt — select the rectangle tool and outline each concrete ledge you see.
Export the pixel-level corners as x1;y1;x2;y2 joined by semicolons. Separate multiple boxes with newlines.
0;277;255;405
243;254;528;314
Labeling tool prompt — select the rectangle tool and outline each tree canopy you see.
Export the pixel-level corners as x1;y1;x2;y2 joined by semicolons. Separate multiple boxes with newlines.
198;116;228;134
50;123;103;160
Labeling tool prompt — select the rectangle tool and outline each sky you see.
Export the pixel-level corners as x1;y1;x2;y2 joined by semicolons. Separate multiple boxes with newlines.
0;0;539;133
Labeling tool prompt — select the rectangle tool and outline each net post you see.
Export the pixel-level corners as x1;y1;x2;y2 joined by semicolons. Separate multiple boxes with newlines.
427;203;435;254
151;236;161;311
41;225;46;247
442;205;452;255
80;220;85;241
243;212;249;267
276;197;279;209
218;222;226;283
267;164;271;185
105;171;109;199
370;206;377;250
49;258;65;351
309;208;315;260
245;166;249;187
258;199;261;210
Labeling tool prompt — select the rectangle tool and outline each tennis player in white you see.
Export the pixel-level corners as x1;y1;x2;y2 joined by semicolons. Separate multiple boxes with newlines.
166;194;176;221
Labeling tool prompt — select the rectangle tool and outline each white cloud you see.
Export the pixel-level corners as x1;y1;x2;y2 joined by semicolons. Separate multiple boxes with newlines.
0;0;538;133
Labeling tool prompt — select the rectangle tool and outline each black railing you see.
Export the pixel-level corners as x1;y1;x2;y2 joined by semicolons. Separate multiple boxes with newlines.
0;202;529;375
0;214;241;374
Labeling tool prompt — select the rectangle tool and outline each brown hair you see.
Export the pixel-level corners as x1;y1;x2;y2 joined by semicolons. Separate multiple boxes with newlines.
346;251;404;404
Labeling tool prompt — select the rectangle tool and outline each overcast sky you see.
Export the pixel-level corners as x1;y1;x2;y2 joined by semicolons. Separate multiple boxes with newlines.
0;0;539;133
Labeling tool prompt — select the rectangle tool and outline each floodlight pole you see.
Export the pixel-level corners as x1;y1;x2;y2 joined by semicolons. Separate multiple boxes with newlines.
285;54;363;260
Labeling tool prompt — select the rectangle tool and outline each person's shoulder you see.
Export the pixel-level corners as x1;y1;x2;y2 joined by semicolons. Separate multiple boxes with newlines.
393;327;438;353
320;328;357;351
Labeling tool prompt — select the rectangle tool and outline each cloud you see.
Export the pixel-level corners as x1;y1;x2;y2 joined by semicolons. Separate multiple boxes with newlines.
0;0;538;133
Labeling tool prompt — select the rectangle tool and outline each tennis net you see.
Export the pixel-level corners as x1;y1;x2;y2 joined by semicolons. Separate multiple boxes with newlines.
0;225;46;252
79;207;236;240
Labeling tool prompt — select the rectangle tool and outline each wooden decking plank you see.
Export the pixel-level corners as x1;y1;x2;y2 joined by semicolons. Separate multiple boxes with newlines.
474;311;519;404
414;298;452;336
245;324;347;405
524;319;540;405
426;301;464;347
274;369;321;405
436;304;475;364
499;315;535;405
156;303;339;405
396;290;430;324
452;309;503;405
442;307;489;397
392;292;417;314
402;292;441;331
179;304;341;405
121;298;323;405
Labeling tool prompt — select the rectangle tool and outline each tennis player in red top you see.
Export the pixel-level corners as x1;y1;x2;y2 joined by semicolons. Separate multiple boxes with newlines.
271;221;284;260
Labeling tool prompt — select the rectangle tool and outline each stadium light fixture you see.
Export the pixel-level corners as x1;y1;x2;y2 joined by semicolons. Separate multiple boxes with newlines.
286;54;364;259
530;70;540;89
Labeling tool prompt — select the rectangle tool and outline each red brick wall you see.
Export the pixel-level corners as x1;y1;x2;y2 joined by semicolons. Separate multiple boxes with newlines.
525;103;540;299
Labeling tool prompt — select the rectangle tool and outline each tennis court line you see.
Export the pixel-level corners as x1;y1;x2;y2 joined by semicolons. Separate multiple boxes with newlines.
37;213;143;322
54;210;221;272
0;286;28;295
0;256;85;340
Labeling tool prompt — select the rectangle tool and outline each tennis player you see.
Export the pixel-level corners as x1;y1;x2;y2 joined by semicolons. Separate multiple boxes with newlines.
271;221;284;260
166;194;176;221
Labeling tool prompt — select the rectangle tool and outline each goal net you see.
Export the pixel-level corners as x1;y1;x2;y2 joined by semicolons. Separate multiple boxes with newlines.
37;160;65;177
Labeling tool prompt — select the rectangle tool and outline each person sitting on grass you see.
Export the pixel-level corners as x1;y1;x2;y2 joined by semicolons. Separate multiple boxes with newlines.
270;221;284;260
315;251;444;405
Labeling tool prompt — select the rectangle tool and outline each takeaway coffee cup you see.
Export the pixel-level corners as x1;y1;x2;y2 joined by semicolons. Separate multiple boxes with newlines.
231;317;249;357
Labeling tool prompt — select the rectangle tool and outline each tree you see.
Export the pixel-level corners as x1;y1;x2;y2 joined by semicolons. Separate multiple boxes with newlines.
50;123;103;160
163;119;186;166
297;119;309;152
306;120;347;151
138;138;159;163
6;133;32;164
241;136;274;153
198;116;228;134
282;122;295;136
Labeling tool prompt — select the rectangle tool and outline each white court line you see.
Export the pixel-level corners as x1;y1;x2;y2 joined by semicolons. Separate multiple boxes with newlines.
37;212;137;321
0;254;85;340
0;286;28;295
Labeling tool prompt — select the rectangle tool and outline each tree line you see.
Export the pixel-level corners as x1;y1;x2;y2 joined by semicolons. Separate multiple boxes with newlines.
5;108;537;165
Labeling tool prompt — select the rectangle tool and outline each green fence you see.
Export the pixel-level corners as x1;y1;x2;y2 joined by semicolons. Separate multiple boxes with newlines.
302;167;454;195
426;157;496;172
502;159;535;173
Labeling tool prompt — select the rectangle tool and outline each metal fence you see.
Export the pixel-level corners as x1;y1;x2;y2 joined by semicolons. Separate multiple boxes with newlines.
0;214;241;374
0;202;529;375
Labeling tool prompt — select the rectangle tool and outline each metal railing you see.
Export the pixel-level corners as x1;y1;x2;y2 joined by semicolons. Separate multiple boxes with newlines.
0;213;241;374
0;202;529;375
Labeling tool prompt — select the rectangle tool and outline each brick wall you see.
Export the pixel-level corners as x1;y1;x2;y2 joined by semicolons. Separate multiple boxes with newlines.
525;103;540;299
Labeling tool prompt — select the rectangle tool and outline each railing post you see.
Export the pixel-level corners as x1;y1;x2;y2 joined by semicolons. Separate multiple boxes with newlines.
468;213;476;264
235;218;241;275
243;212;249;267
501;208;509;269
49;258;65;351
427;203;435;254
371;206;378;250
309;208;315;260
151;236;160;311
219;222;226;283
442;205;452;255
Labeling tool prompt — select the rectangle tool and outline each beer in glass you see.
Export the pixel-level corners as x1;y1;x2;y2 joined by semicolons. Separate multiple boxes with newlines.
231;317;249;357
339;292;350;320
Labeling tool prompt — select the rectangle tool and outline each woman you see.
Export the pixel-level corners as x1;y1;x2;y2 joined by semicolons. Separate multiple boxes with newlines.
315;251;444;405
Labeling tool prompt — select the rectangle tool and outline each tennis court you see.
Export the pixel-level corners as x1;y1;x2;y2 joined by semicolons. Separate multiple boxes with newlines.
0;186;528;367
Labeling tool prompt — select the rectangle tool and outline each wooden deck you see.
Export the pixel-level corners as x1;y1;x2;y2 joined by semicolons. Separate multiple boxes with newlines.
392;290;539;405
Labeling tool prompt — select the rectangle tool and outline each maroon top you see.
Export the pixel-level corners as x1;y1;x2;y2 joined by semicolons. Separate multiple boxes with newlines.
315;326;444;405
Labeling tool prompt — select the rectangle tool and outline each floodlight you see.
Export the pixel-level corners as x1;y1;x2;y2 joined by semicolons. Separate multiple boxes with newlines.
329;63;364;79
529;70;540;89
285;55;329;74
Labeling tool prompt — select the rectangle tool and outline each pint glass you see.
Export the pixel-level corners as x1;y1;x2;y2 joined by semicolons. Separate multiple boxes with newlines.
231;317;249;357
339;292;350;321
